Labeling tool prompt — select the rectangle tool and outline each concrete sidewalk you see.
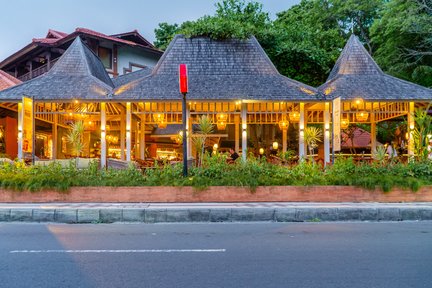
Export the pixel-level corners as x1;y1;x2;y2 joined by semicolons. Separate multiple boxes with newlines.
0;202;431;223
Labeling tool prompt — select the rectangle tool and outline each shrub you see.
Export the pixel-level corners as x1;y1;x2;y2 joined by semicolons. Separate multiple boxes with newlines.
0;156;431;192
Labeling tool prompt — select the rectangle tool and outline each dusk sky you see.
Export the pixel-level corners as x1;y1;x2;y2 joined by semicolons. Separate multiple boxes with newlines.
0;0;300;61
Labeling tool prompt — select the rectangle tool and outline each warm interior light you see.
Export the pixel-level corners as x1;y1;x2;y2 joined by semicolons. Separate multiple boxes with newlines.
341;117;350;129
259;148;264;155
356;111;369;122
213;143;218;150
289;111;300;123
216;113;227;130
242;123;247;130
153;113;167;129
278;114;289;130
158;121;167;129
272;142;279;150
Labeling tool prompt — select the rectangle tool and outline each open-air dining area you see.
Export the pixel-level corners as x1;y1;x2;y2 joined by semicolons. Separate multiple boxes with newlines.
0;33;431;171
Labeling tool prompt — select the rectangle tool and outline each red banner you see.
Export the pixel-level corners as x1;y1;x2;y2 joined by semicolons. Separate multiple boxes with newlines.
179;64;188;93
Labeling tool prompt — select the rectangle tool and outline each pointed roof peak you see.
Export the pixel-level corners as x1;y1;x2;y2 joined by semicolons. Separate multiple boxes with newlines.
327;34;382;81
46;29;68;39
48;37;113;88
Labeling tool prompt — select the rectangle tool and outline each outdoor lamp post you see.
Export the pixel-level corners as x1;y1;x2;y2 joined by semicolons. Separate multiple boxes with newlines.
179;64;188;177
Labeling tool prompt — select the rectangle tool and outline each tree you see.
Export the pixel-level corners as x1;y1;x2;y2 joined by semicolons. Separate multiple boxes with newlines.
192;115;214;167
153;0;397;87
370;0;432;87
273;0;383;85
181;0;271;40
154;22;180;50
66;121;85;157
303;126;323;161
332;0;383;54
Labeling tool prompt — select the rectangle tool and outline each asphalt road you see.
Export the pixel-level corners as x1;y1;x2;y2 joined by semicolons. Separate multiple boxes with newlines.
1;222;431;288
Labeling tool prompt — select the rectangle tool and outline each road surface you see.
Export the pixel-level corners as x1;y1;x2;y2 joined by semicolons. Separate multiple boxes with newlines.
1;222;431;288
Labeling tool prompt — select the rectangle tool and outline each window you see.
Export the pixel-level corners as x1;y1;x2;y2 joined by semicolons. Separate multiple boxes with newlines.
98;47;112;69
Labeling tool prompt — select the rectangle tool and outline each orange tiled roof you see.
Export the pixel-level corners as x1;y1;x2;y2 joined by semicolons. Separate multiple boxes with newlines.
0;70;21;91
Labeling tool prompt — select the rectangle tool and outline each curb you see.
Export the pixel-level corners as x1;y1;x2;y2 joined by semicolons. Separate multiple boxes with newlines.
0;207;432;223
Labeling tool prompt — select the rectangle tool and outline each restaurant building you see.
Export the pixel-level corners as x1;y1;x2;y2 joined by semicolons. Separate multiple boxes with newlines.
0;34;430;166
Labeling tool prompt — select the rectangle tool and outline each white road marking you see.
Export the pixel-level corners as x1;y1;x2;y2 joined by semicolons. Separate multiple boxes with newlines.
10;249;226;254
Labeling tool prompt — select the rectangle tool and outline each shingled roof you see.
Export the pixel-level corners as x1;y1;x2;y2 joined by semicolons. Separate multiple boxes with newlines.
112;66;153;87
0;37;113;101
319;34;432;101
0;70;21;91
114;35;318;101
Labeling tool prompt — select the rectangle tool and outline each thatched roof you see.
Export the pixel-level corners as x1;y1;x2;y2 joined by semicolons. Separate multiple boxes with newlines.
113;35;318;101
319;35;432;101
0;37;113;101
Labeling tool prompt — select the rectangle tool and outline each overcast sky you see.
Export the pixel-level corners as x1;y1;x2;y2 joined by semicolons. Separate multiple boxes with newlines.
0;0;300;61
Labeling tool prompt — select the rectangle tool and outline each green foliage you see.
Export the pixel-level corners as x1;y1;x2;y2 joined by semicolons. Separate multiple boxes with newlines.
192;115;215;167
411;104;432;160
152;0;432;89
370;0;432;87
66;121;85;157
1;155;431;193
154;22;180;50
303;126;323;160
373;145;387;165
181;0;270;40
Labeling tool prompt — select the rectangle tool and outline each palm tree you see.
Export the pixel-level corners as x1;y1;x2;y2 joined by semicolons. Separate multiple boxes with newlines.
303;126;323;161
192;115;214;167
66;120;85;157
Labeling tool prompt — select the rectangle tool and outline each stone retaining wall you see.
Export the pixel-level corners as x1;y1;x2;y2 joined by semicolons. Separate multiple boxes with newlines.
0;186;431;203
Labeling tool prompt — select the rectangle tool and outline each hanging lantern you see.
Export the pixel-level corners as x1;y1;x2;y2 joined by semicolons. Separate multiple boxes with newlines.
84;120;96;131
153;113;167;129
278;115;289;130
216;113;227;130
289;111;300;123
158;120;167;129
340;117;350;129
153;113;165;123
356;111;369;122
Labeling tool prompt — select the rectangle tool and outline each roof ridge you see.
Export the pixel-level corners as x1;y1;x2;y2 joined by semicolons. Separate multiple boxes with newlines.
47;37;113;87
150;34;183;75
327;34;383;81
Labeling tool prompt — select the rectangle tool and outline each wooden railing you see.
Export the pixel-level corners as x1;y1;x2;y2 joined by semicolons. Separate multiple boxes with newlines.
18;58;60;82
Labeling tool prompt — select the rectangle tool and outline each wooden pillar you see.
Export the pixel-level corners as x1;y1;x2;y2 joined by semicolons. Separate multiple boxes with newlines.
299;103;306;158
126;102;131;161
28;61;33;79
234;115;240;153
282;127;288;153
241;102;247;161
120;109;125;160
140;114;146;159
324;102;330;165
408;102;415;157
100;103;107;168
17;102;23;160
52;113;58;159
135;120;140;159
370;112;377;155
47;53;52;71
